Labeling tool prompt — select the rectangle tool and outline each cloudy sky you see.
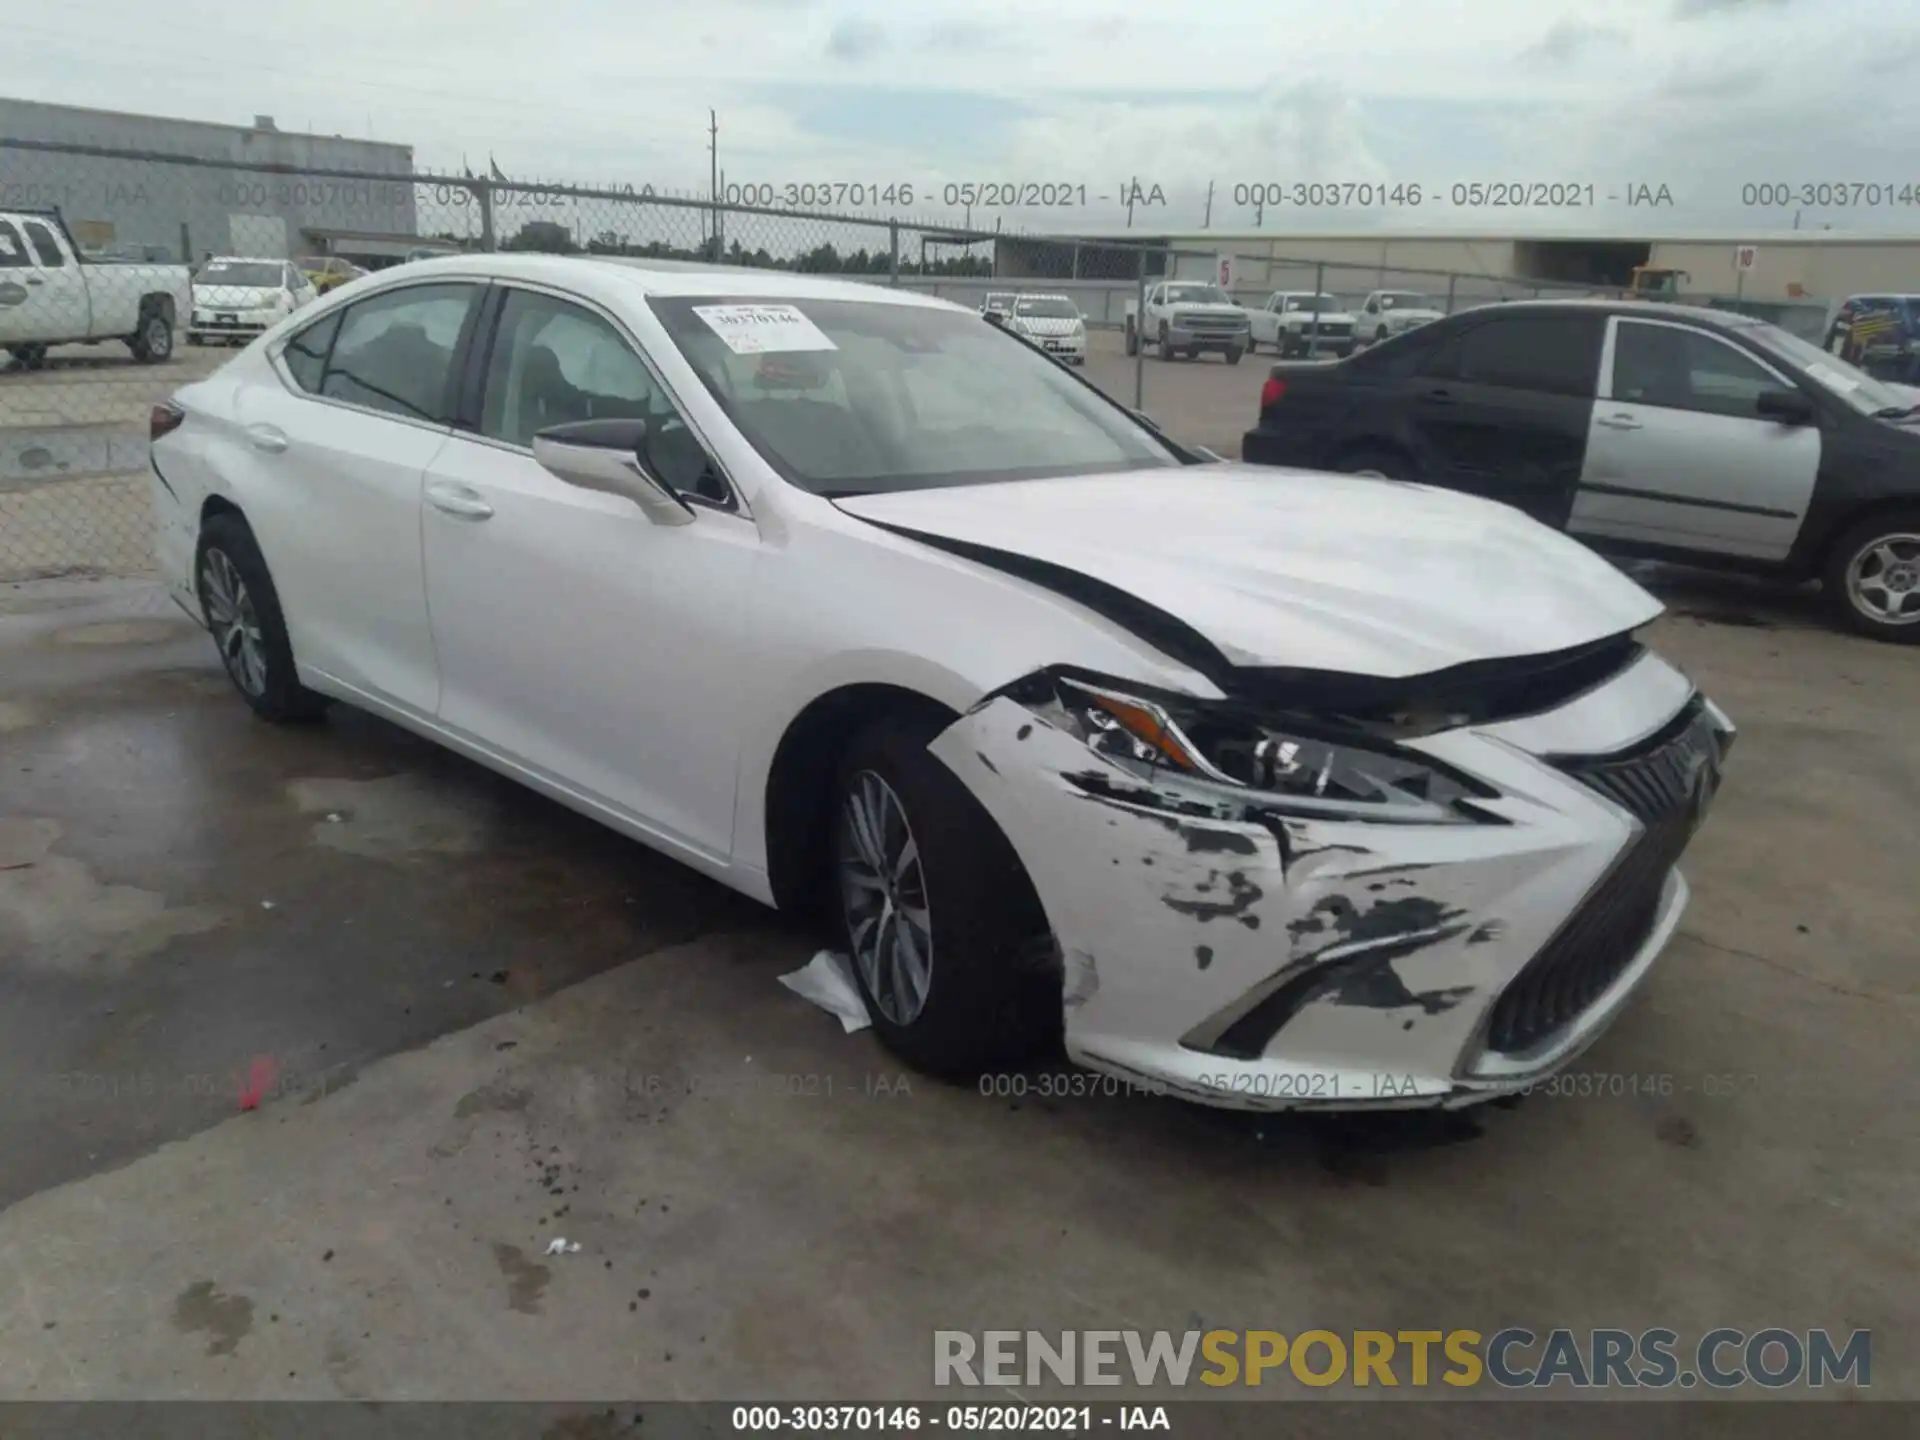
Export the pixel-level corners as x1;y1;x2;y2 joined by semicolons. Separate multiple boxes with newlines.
3;0;1916;236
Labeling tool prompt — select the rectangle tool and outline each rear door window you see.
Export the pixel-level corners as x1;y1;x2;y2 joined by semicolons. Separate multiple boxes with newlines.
1453;314;1605;397
21;221;65;267
318;283;480;423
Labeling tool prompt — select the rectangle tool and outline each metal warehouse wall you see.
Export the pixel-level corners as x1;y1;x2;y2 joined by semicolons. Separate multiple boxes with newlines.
1161;234;1524;282
1648;239;1920;304
0;98;417;261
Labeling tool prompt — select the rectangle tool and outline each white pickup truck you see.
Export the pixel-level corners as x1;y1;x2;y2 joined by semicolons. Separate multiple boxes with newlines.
0;209;192;369
1355;289;1448;346
1246;291;1358;358
1124;280;1250;363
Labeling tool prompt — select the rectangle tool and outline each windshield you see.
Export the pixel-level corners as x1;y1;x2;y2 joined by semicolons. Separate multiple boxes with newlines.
652;297;1182;496
1285;294;1340;311
1380;292;1432;310
1014;297;1078;319
196;261;282;288
1164;284;1230;306
1741;320;1914;416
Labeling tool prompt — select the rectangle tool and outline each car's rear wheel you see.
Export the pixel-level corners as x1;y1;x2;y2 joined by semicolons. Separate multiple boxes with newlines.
7;343;48;371
1155;323;1173;360
196;514;330;721
1825;509;1920;643
1225;346;1244;366
828;713;1058;1079
128;304;173;363
1337;445;1413;482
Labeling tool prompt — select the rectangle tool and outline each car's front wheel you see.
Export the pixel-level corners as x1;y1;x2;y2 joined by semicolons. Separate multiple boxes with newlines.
828;714;1058;1079
196;514;330;721
1825;509;1920;642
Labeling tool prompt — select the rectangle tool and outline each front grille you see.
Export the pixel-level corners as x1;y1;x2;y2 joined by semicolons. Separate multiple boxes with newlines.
1179;313;1246;333
1484;701;1723;1055
1305;321;1353;338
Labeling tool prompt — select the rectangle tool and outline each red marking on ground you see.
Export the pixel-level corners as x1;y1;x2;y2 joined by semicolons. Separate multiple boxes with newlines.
238;1055;277;1111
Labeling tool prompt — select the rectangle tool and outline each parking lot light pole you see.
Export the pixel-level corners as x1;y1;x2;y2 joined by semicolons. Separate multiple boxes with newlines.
1311;262;1326;343
1134;249;1148;409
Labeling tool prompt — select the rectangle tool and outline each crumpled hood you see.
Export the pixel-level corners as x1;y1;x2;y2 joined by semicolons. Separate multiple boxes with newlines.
834;465;1662;679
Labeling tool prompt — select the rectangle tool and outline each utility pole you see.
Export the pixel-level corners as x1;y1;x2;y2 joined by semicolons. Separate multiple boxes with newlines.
1125;175;1137;229
1202;180;1214;229
708;110;721;258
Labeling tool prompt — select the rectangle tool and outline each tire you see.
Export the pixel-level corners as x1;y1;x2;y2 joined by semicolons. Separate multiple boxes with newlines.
1156;323;1173;360
1337;445;1413;482
1822;508;1920;643
1124;322;1138;357
7;343;49;371
186;333;204;347
1374;324;1389;344
1225;346;1244;366
195;514;330;722
827;713;1059;1079
128;303;174;363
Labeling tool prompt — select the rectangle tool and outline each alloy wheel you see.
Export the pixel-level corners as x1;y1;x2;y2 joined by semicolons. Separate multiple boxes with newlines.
1846;533;1920;624
201;548;268;695
836;769;934;1026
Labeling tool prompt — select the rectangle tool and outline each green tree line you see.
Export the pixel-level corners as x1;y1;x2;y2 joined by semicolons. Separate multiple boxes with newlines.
484;221;990;275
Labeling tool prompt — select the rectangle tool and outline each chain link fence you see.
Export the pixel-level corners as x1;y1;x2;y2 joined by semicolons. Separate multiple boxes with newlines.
0;134;1845;588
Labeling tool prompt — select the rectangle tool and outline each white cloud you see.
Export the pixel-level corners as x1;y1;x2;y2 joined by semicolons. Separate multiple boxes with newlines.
0;0;1912;234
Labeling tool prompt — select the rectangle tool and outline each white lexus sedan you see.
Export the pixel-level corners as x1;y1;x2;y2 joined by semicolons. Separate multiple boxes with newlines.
147;254;1735;1110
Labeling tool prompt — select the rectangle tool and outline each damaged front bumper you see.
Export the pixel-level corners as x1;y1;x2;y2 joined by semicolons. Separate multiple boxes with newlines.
928;650;1733;1112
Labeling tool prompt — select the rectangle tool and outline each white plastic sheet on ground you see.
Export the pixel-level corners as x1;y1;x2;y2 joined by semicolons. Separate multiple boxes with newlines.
778;950;872;1033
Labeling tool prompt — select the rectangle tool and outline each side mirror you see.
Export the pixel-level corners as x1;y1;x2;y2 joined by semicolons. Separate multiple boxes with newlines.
1755;388;1815;425
531;418;696;526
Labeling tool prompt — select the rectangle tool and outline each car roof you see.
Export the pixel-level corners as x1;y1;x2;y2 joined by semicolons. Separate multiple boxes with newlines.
389;251;962;311
1453;297;1772;327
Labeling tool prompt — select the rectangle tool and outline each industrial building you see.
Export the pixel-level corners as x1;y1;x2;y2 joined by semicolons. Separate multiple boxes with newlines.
992;229;1920;336
0;97;423;265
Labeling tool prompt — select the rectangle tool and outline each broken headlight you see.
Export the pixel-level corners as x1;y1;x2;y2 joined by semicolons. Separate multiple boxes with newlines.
1033;674;1500;825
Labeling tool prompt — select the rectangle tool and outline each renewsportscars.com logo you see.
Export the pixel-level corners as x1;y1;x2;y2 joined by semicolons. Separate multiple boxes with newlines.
933;1328;1871;1390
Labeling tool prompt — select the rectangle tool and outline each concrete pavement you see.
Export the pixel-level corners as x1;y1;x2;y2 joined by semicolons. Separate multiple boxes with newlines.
0;574;1914;1406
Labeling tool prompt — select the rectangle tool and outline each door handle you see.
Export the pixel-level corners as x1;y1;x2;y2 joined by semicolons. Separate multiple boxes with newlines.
426;482;494;520
1596;413;1643;431
244;424;288;453
25;278;43;287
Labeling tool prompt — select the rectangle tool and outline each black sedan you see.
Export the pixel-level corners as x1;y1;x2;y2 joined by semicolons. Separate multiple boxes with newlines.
1241;299;1920;641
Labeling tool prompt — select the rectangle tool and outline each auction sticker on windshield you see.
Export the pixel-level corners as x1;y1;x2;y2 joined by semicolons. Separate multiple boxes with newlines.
692;303;838;355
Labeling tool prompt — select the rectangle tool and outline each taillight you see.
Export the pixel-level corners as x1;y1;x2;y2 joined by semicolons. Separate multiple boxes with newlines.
1259;376;1287;408
150;403;185;442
